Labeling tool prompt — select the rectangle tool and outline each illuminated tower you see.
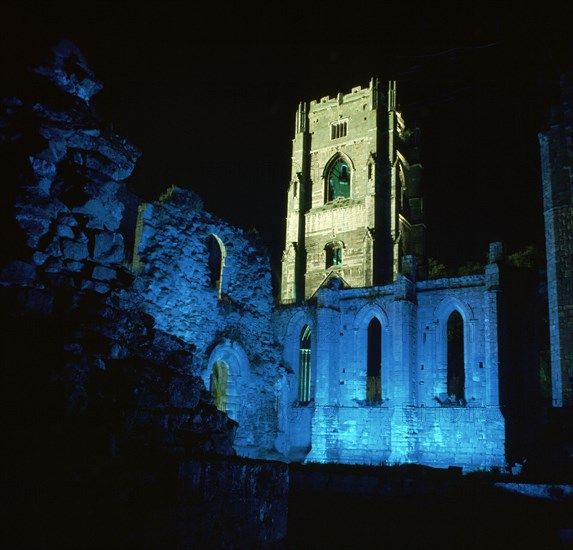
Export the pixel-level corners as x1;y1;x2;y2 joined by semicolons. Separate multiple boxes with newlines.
280;78;424;304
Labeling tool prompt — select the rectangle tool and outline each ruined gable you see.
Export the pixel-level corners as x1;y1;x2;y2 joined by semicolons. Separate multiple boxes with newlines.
133;185;283;457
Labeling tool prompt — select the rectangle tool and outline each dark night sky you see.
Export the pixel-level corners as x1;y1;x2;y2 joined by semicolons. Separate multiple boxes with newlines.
3;1;573;274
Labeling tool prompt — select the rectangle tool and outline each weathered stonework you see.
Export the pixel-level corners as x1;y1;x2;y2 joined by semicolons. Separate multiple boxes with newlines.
281;79;424;304
1;41;288;549
133;185;283;458
274;265;506;470
539;72;573;407
275;81;506;471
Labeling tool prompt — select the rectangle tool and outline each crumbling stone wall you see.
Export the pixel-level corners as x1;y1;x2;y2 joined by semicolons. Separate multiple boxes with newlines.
1;40;287;549
134;186;284;458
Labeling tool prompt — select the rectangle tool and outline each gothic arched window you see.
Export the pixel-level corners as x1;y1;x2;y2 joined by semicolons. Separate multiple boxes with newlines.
298;325;312;403
326;159;351;201
367;317;382;402
447;310;465;402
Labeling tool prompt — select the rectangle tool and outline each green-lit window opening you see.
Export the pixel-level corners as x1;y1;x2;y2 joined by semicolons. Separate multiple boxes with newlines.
328;160;350;201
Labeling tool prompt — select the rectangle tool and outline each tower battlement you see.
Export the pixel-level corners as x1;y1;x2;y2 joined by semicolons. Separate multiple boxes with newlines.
308;78;383;111
281;78;424;304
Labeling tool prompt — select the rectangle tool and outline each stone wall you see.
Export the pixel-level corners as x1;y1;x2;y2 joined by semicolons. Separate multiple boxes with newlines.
134;185;284;458
274;254;506;470
1;40;288;548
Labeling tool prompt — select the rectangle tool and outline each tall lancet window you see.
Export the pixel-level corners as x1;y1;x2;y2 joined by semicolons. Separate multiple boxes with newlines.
367;317;382;402
208;234;226;298
447;310;465;402
298;325;312;403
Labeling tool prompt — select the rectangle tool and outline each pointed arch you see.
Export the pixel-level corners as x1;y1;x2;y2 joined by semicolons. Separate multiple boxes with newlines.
353;304;391;402
432;297;474;405
205;341;249;423
323;153;355;203
285;310;315;404
433;296;474;325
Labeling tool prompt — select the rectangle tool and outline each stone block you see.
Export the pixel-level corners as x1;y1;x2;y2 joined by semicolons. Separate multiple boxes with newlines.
56;224;75;239
61;239;89;261
92;265;116;281
65;260;84;272
93;231;124;263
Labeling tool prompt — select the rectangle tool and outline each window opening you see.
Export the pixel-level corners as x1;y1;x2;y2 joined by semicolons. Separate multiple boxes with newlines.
210;360;229;412
325;241;343;268
208;234;225;298
447;310;465;402
327;159;351;201
366;317;382;402
330;120;348;139
299;325;312;403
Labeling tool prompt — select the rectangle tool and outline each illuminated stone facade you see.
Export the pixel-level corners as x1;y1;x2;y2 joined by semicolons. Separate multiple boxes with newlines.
274;255;506;470
276;81;506;470
281;79;424;304
132;81;510;471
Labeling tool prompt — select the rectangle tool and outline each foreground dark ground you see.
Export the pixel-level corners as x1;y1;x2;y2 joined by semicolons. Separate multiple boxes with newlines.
286;463;573;550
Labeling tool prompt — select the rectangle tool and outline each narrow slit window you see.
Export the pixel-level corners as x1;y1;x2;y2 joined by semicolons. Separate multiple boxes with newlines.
208;234;226;298
299;325;312;403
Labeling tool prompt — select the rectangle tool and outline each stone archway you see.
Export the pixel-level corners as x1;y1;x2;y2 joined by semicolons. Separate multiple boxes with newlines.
206;341;249;424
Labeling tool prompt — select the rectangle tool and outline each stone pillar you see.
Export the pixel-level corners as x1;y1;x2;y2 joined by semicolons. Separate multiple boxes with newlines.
485;242;504;407
539;74;573;407
307;287;341;463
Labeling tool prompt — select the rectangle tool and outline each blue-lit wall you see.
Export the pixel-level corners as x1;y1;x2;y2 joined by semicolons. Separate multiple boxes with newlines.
135;191;506;470
274;262;506;471
134;187;282;458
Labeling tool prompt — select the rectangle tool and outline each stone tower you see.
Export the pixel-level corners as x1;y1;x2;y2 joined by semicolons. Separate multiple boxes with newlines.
539;72;573;407
280;78;424;304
